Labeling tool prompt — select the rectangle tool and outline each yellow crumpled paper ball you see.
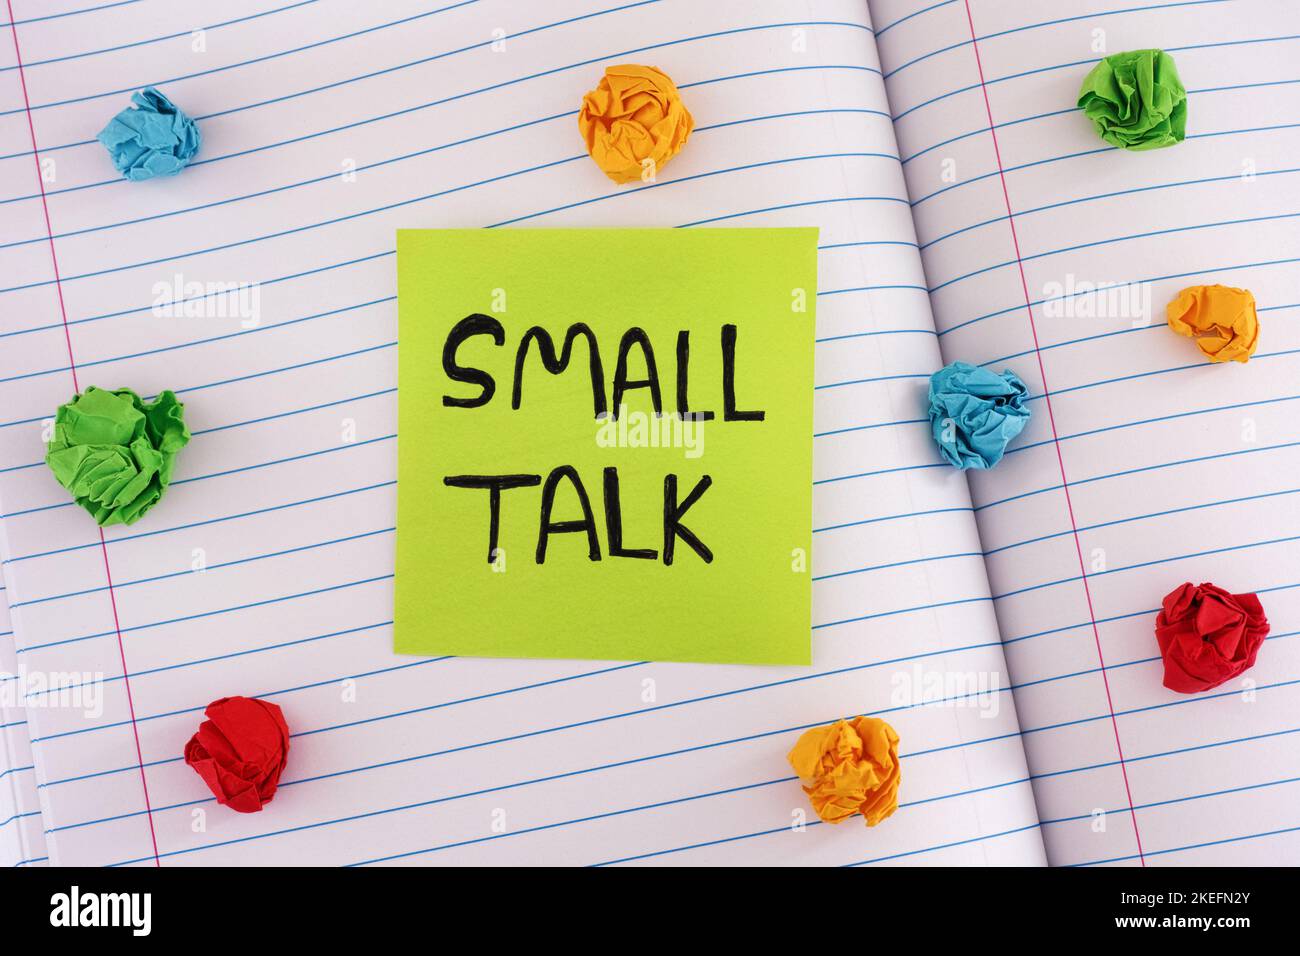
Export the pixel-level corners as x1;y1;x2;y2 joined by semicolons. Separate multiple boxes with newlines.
787;716;900;827
1166;284;1259;363
578;64;693;184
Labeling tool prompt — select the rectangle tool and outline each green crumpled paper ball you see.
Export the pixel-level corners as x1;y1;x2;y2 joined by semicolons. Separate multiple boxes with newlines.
1077;48;1187;151
45;386;191;526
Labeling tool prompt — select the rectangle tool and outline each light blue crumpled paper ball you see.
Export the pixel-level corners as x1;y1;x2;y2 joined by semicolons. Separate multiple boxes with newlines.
927;361;1030;470
97;87;201;181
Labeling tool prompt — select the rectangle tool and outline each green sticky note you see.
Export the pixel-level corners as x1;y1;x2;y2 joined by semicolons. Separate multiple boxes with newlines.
395;229;817;665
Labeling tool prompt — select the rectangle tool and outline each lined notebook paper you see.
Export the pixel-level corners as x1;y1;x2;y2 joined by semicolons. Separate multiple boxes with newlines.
0;591;46;867
5;0;1298;869
872;0;1300;865
0;0;1045;866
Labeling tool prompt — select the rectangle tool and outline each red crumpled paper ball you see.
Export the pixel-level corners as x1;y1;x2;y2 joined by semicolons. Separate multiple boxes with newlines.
184;696;290;812
1154;582;1269;693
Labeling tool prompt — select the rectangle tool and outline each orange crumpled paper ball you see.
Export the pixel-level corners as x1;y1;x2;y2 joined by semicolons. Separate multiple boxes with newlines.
578;64;693;184
787;716;901;826
1166;284;1259;363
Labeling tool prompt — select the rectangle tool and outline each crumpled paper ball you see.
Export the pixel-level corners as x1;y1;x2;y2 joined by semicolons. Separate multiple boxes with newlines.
45;386;190;526
1166;283;1259;363
1077;48;1186;150
788;716;900;827
927;362;1030;470
185;696;291;813
1155;582;1269;693
97;86;201;181
578;64;693;184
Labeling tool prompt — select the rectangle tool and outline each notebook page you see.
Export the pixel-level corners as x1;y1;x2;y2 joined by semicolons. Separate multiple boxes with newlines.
0;588;48;868
870;0;1300;866
0;7;47;872
0;0;1043;865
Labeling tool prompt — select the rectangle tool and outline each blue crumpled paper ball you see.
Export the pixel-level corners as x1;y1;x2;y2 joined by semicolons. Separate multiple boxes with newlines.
927;361;1030;470
97;87;201;181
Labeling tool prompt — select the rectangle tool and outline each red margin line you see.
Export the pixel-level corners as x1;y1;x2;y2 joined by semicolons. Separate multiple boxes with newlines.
6;0;161;867
961;0;1145;865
